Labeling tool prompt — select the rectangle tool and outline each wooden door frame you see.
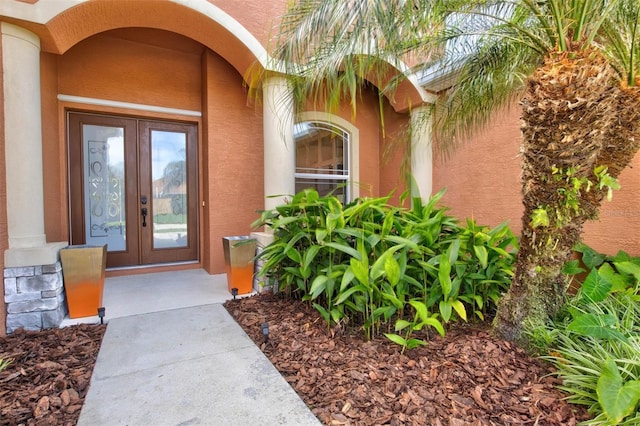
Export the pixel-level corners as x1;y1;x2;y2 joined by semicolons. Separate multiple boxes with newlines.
138;119;199;264
67;111;199;268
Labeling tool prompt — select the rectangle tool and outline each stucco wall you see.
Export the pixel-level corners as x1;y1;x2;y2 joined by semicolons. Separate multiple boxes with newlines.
58;29;203;111
43;27;268;274
202;50;263;273
433;105;640;256
41;52;64;242
350;88;382;197
433;107;523;231
379;101;409;204
0;34;7;335
213;0;288;48
303;86;410;200
583;156;640;256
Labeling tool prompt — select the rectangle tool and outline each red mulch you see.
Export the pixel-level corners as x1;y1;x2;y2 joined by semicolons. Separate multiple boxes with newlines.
0;293;591;425
0;324;105;426
224;292;591;425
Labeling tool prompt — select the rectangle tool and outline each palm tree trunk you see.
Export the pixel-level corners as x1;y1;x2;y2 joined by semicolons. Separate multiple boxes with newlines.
494;49;640;346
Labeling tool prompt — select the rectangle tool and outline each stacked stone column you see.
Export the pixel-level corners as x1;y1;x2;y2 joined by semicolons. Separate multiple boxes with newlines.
4;263;67;333
2;23;68;333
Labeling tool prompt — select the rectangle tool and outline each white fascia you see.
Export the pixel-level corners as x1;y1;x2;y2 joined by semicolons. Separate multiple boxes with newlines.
0;0;270;69
0;0;86;23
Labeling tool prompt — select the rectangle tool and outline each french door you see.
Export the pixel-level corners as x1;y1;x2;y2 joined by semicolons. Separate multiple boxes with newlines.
68;112;198;268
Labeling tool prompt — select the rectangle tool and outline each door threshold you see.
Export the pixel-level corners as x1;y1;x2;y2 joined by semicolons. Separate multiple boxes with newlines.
106;261;201;277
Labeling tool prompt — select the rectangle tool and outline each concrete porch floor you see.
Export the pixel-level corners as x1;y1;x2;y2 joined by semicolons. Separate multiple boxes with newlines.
65;269;320;425
60;268;237;326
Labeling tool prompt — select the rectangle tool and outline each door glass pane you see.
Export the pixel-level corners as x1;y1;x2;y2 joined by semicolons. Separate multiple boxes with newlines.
83;125;126;251
151;130;188;249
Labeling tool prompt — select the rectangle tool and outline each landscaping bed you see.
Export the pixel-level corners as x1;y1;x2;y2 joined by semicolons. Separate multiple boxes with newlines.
225;292;591;425
0;294;592;425
0;324;105;426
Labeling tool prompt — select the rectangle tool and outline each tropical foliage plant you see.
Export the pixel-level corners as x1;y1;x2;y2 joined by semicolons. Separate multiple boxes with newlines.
529;245;640;425
253;188;517;349
268;0;640;347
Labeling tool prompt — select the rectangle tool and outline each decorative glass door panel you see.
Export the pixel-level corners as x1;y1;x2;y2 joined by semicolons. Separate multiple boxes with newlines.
83;125;126;251
69;113;198;268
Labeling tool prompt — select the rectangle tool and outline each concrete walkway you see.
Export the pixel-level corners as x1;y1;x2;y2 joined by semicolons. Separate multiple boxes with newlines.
67;270;320;425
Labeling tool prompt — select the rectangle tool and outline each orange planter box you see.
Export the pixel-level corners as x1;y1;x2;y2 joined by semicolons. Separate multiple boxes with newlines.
60;245;107;318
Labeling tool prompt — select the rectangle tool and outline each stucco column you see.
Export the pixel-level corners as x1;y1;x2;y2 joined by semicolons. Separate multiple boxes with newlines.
262;76;295;211
2;23;66;267
410;105;433;202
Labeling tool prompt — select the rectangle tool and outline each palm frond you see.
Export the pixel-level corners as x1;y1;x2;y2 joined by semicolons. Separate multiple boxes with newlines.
431;30;539;155
601;0;640;85
269;0;639;153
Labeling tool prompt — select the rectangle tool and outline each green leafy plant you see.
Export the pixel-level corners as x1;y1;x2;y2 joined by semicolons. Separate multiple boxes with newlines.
533;166;620;230
535;244;640;425
598;358;640;424
254;188;517;348
385;300;445;354
0;358;12;372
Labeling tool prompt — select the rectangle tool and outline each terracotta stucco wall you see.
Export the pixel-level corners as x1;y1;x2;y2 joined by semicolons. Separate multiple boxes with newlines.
583;155;640;256
433;107;523;231
378;101;409;204
212;0;288;48
41;52;65;242
433;105;640;256
350;88;382;197
57;30;203;111
304;86;409;200
202;50;264;273
43;29;204;243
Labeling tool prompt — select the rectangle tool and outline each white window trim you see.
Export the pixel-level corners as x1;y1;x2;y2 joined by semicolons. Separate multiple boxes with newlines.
295;112;360;200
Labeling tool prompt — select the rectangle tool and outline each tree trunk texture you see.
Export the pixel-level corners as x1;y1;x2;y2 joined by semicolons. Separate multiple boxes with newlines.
493;49;640;346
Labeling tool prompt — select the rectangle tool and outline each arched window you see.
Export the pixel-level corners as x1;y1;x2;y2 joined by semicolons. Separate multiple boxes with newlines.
294;121;351;202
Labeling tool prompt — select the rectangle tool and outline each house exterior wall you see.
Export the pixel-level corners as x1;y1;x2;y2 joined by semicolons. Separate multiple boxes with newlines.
202;50;264;273
433;105;640;256
432;107;523;231
583;158;640;256
0;0;635;337
211;0;288;46
0;34;7;331
1;0;424;334
379;102;410;205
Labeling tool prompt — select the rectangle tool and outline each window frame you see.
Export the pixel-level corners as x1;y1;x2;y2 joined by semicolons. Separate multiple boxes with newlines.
294;113;359;202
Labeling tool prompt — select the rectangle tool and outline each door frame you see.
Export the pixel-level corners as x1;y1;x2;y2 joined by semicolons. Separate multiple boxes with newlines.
66;110;200;269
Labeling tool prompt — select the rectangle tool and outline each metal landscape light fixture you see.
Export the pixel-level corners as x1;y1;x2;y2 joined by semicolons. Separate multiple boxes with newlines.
97;307;106;324
261;322;269;343
231;287;238;300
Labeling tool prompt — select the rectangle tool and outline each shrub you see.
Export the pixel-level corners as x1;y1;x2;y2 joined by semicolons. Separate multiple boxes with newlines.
534;245;640;425
253;188;517;349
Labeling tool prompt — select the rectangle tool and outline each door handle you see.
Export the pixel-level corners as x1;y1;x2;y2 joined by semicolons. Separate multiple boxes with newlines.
141;207;148;227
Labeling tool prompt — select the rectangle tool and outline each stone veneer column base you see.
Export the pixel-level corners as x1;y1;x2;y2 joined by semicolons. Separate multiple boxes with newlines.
4;262;67;334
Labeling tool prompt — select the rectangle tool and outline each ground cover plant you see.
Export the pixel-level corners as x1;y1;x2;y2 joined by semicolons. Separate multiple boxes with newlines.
253;188;517;350
529;244;640;425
